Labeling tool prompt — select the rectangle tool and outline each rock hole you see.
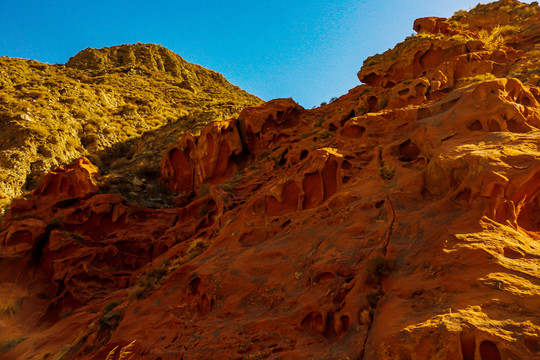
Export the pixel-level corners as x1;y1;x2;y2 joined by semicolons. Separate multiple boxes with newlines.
460;329;476;360
341;160;352;170
415;82;426;95
398;88;409;96
315;272;335;283
31;232;51;265
479;340;501;360
189;277;201;295
275;110;284;122
398;139;420;162
342;125;365;138
322;313;337;338
524;336;539;352
282;219;291;229
301;312;324;329
200;294;210;312
517;193;539;232
53;198;80;208
321;159;339;201
503;247;522;259
302;172;323;209
340;316;350;333
367;96;378;112
488;120;501;132
507;119;529;133
329;123;338;132
300;150;309;160
455;188;471;202
340;109;356;126
315;313;323;326
276;148;289;167
468;120;483;131
520;96;531;106
265;181;301;216
343;176;351;184
362;73;379;86
417;108;431;120
375;200;385;208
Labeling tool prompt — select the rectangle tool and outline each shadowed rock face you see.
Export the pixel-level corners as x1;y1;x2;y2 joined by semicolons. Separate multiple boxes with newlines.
1;1;540;359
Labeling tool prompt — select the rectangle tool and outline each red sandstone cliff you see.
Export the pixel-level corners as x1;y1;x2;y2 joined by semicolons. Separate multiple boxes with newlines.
0;1;539;359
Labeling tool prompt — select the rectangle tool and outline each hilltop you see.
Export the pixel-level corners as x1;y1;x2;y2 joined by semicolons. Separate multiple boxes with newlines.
0;43;261;209
0;1;539;359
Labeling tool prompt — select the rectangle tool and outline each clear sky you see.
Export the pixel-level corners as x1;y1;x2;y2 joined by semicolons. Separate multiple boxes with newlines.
0;1;534;108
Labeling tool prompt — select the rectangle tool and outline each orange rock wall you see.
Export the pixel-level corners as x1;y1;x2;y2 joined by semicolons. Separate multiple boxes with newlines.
1;1;540;359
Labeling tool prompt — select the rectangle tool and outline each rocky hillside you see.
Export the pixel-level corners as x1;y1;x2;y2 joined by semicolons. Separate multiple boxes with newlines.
0;0;539;359
0;43;262;209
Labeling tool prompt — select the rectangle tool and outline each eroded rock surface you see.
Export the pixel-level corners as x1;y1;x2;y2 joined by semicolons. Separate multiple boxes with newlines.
0;1;539;359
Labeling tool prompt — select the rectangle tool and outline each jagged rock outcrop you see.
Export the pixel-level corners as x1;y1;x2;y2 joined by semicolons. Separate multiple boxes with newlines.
0;1;539;359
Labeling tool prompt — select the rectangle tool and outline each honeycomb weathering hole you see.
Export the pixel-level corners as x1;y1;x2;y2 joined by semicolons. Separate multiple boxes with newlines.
301;312;324;328
398;139;420;162
456;188;471;202
468;120;483;131
343;125;365;138
488;120;501;132
189;277;201;295
460;329;476;360
524;336;540;352
479;340;501;360
340;315;350;333
517;194;540;233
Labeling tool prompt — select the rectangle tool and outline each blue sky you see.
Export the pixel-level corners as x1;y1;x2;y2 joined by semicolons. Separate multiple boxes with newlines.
0;1;533;108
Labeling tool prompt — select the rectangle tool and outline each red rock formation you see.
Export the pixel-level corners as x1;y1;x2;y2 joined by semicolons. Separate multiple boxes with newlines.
413;17;458;36
1;1;540;359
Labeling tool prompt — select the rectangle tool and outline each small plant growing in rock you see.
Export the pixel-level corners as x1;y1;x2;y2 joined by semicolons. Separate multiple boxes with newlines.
168;238;208;272
105;340;137;360
46;216;64;232
0;337;27;354
197;184;210;197
102;300;122;313
0;298;22;316
380;165;395;180
129;266;168;300
316;129;333;141
366;290;382;308
98;310;123;330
